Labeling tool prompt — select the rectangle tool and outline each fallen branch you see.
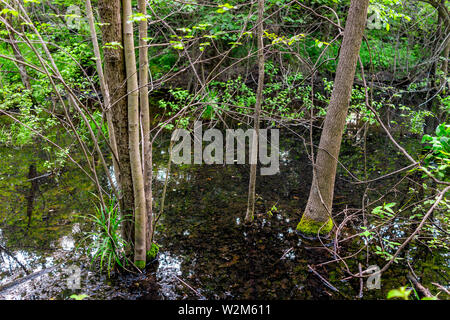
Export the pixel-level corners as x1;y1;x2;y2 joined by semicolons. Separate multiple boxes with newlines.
0;244;28;274
432;282;450;295
380;186;450;274
0;266;56;293
407;272;435;299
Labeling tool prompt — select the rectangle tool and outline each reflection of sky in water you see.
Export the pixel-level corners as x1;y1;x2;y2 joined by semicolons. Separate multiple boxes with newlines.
280;150;289;163
0;225;72;286
283;249;296;261
1;137;449;300
60;236;75;251
0;248;43;285
72;223;81;234
108;166;118;190
156;169;167;182
156;252;183;299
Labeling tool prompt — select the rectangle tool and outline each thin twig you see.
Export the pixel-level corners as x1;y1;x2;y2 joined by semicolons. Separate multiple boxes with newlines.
307;265;339;293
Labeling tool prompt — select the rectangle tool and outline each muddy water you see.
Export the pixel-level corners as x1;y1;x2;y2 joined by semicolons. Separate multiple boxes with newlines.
0;129;448;300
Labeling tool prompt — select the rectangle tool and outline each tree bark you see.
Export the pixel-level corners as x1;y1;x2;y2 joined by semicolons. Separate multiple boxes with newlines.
297;0;370;236
122;0;147;268
85;0;120;195
98;0;135;246
439;0;449;92
442;39;449;92
2;11;31;91
137;0;154;257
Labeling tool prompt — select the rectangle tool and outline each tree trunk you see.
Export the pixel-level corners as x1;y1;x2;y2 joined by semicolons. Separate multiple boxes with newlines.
98;0;135;247
439;0;449;93
122;0;147;268
85;0;120;195
425;0;449;133
26;164;37;228
442;39;449;92
297;0;370;236
245;0;265;223
3;12;31;91
137;0;154;258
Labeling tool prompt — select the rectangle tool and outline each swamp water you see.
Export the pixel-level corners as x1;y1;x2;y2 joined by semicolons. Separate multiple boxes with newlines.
0;129;448;300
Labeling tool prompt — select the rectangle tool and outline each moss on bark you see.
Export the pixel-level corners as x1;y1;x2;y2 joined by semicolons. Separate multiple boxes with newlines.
146;243;160;261
296;215;333;236
135;260;146;269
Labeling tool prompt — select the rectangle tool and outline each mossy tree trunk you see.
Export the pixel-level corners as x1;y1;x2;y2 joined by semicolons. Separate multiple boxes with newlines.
297;0;370;236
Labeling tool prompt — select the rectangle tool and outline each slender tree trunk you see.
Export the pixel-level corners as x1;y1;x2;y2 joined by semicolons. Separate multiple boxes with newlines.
442;39;449;92
245;0;265;223
425;0;449;133
7;33;30;90
137;0;154;257
3;13;31;91
98;0;135;246
297;0;370;236
122;0;147;268
26;164;37;228
439;0;449;93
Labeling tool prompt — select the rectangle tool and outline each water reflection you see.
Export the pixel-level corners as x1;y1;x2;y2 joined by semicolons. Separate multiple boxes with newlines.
0;132;448;300
156;252;182;299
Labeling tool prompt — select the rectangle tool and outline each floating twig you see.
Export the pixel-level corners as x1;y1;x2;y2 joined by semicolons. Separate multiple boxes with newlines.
174;275;205;299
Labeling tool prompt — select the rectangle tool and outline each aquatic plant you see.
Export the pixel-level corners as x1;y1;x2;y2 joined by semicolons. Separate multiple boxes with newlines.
79;197;129;277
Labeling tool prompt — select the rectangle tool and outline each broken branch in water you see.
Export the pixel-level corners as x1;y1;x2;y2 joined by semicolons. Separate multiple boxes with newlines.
0;266;56;293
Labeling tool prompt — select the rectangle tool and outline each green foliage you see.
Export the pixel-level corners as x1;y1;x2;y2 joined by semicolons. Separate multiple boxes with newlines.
157;65;310;127
368;0;411;32
360;38;418;73
374;242;402;263
70;294;89;300
79;197;129;277
217;3;236;14
266;203;278;217
53;42;96;90
422;123;450;181
0;0;447;301
76;110;108;144
372;202;397;219
146;243;160;261
387;286;438;300
387;286;412;300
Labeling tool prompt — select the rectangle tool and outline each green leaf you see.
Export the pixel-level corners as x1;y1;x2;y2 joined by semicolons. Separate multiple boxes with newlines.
217;3;236;13
387;287;412;300
70;294;89;300
0;8;19;17
421;296;438;300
